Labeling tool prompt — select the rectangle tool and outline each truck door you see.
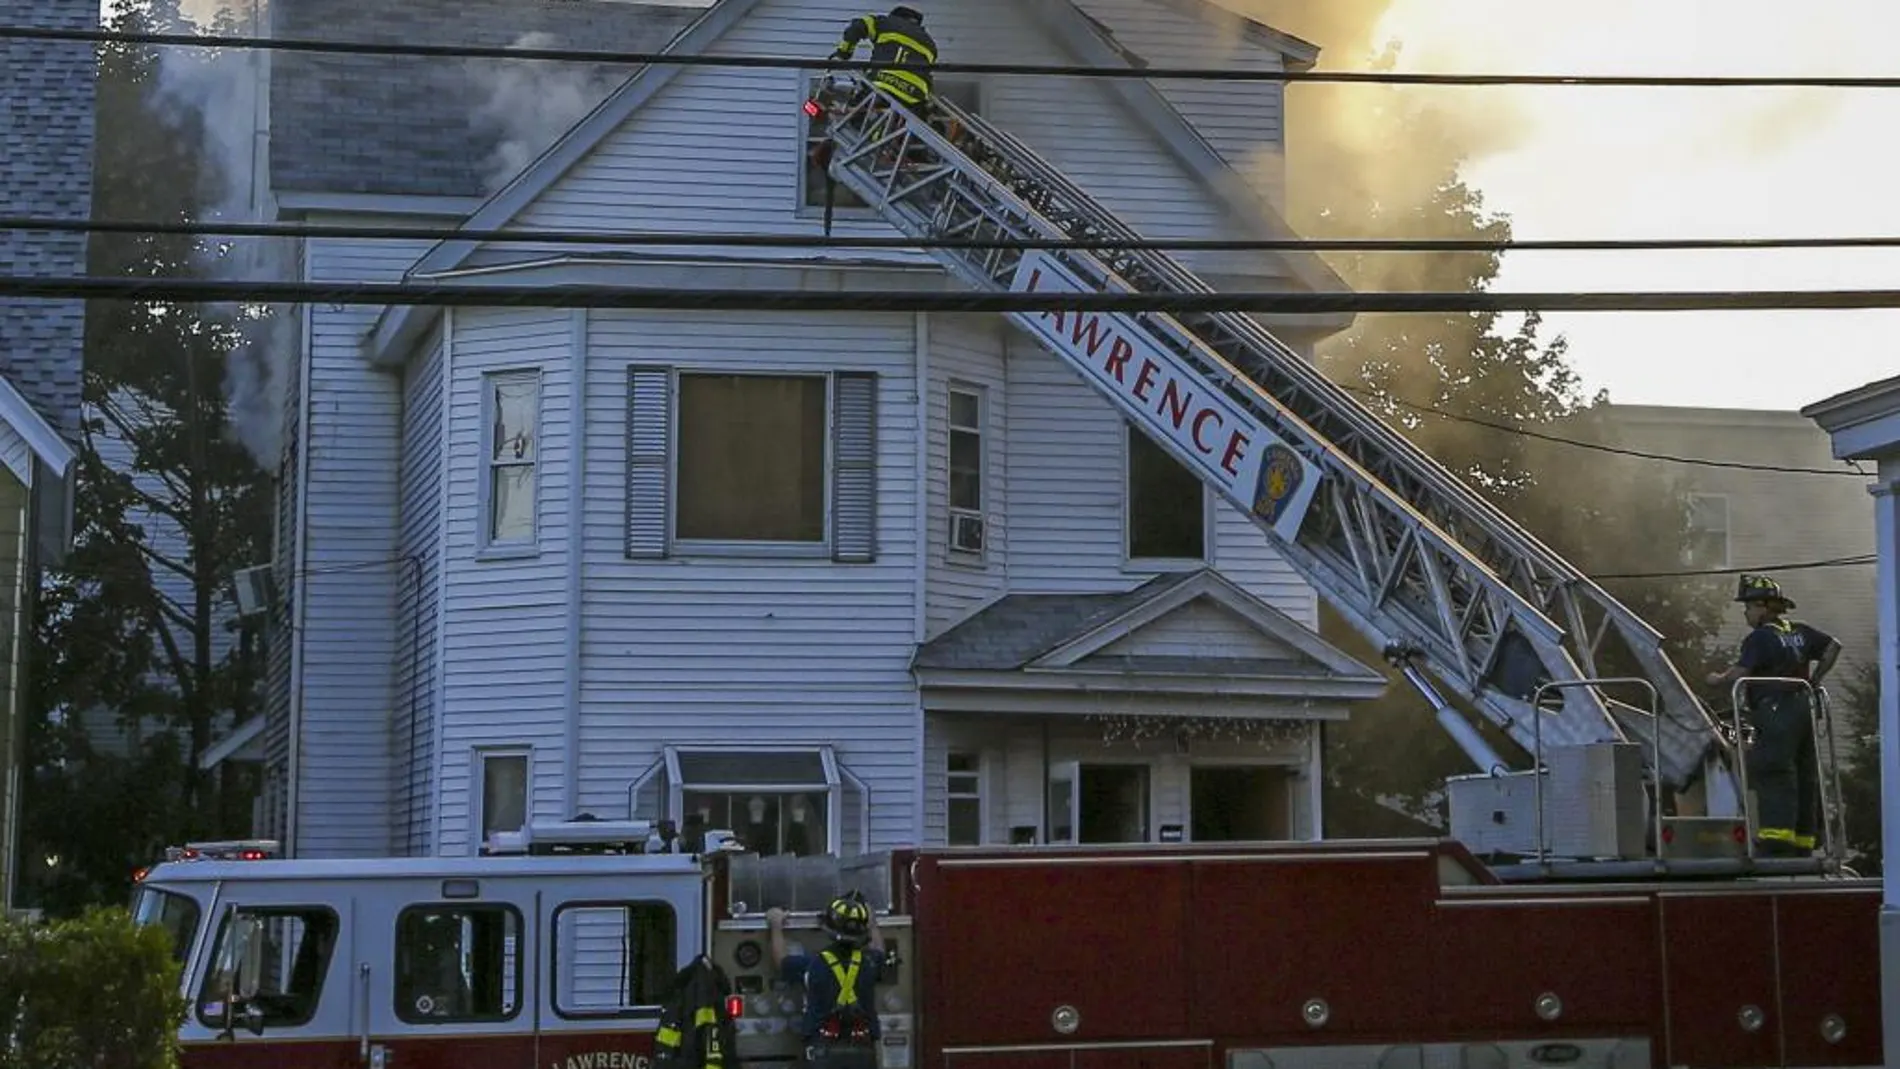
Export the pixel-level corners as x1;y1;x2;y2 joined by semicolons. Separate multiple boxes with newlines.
175;889;356;1068
363;877;541;1069
535;881;699;1067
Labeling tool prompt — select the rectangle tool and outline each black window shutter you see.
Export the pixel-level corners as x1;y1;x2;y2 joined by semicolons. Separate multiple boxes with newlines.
625;365;673;559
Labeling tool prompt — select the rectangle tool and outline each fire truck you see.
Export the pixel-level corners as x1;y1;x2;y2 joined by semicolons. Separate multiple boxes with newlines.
129;73;1888;1068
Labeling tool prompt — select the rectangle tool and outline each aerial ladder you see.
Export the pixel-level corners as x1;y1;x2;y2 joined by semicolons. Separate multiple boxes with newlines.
810;75;1849;872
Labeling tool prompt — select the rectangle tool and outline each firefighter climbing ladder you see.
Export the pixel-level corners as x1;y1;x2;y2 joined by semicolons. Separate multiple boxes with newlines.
812;74;1755;832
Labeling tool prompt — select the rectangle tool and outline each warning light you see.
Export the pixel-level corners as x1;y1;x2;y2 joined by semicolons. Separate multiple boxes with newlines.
1733;824;1748;844
726;995;745;1019
132;867;149;883
802;99;822;118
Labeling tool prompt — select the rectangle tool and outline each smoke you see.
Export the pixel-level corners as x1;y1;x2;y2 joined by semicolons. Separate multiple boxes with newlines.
468;33;627;193
151;0;297;472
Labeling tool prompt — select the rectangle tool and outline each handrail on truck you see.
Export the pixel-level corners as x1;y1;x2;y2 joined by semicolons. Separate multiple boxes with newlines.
1728;676;1850;871
1530;677;1662;868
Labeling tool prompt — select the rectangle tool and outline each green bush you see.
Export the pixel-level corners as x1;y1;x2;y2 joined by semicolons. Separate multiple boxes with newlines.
0;907;187;1069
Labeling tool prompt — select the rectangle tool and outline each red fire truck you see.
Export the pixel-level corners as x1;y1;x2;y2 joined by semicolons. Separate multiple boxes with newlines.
134;817;1881;1069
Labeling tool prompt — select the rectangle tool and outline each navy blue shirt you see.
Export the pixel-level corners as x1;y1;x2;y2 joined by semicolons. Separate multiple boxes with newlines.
1736;618;1835;694
780;942;884;1041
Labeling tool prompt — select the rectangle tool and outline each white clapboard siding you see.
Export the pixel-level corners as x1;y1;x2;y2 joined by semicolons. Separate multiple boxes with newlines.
923;313;1008;636
499;0;1278;283
433;308;579;856
577;310;922;850
394;327;446;856
293;232;438;858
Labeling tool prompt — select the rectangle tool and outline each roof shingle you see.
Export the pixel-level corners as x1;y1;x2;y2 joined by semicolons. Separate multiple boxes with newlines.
268;0;700;198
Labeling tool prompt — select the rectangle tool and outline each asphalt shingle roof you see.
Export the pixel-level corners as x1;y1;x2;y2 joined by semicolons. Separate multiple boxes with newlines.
913;572;1201;671
0;0;96;440
268;0;700;198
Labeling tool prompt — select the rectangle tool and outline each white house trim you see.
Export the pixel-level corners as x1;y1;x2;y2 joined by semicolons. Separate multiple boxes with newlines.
0;375;74;487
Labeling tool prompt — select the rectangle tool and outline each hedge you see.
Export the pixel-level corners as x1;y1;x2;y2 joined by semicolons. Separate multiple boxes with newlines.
0;907;187;1069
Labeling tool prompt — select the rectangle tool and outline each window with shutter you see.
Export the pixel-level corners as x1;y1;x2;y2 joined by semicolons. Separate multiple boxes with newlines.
622;366;878;562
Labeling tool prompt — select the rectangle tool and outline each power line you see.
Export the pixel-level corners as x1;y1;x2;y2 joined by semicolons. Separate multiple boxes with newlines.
13;214;1900;255
1596;555;1877;580
9;23;1900;88
14;276;1900;313
1344;387;1873;478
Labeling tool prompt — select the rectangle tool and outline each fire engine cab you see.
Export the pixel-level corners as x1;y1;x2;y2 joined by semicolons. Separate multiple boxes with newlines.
135;818;1882;1069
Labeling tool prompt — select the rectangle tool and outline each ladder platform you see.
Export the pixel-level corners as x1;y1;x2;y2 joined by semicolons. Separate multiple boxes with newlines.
1483;855;1837;884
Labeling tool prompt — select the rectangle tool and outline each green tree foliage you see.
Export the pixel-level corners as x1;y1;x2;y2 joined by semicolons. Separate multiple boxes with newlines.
1832;660;1882;874
1229;1;1729;826
21;0;274;914
0;908;188;1069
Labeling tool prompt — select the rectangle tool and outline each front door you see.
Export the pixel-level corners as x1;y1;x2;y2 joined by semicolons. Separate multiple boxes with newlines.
1048;762;1151;844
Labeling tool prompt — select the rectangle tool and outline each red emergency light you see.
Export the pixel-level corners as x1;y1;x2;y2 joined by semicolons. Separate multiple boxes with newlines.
803;98;822;119
725;994;745;1020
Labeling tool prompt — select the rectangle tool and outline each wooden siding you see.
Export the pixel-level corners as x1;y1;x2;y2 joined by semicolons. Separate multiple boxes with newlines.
1091;598;1302;660
497;0;1282;283
923;314;1009;636
576;310;922;850
291;232;435;858
393;327;446;856
433;309;577;856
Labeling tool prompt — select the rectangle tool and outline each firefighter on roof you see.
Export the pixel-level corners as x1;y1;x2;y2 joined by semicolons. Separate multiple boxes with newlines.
831;6;937;110
767;892;885;1068
1705;573;1842;858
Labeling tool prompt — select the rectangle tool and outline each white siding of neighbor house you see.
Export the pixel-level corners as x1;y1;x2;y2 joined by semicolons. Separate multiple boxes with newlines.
432;309;579;857
492;0;1283;285
292;231;438;858
574;310;923;850
1000;332;1315;623
924;313;1010;636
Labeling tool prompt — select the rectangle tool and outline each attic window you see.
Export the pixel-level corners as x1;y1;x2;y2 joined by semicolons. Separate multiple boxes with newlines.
800;76;984;212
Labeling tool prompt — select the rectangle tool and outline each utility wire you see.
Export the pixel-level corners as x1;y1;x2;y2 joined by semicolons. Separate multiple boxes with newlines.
1596;554;1877;580
7;24;1900;88
14;275;1900;313
1344;387;1873;478
13;214;1900;255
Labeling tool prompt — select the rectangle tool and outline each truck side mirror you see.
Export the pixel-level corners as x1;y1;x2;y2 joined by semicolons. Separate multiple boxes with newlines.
236;915;265;1001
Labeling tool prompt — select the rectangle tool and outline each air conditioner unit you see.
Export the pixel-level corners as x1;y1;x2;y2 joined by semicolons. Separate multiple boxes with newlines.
232;564;276;619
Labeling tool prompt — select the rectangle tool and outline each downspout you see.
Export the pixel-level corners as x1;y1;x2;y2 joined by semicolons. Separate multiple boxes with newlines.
429;310;455;854
285;289;313;857
912;311;929;845
563;310;588;820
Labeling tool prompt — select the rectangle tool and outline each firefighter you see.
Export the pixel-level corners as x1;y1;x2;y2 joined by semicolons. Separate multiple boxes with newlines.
1704;573;1842;858
830;6;938;113
766;892;885;1068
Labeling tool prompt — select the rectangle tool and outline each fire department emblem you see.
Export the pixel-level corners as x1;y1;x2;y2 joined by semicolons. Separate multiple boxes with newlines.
1251;444;1305;525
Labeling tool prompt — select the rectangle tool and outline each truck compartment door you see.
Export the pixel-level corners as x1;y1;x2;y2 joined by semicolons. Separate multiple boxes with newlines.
1659;893;1782;1067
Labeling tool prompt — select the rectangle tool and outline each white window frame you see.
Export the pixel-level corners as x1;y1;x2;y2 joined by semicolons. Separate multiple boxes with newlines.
1686;492;1730;569
474;748;532;851
627;745;872;856
945;750;987;846
478;368;542;558
946;382;987;562
671;369;833;557
794;74;986;217
1122;422;1211;569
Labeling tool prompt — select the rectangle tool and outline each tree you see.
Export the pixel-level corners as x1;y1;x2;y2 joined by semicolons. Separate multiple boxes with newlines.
1833;660;1882;875
1229;1;1730;826
19;0;275;915
0;908;188;1069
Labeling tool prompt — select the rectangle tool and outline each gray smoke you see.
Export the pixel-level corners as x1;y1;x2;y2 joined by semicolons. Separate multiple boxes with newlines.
151;0;296;472
468;32;627;193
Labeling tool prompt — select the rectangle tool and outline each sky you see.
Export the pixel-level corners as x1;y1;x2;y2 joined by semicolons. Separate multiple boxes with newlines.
151;0;1898;413
1343;0;1900;412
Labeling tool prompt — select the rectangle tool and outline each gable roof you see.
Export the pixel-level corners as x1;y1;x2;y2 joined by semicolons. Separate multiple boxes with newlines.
267;0;701;197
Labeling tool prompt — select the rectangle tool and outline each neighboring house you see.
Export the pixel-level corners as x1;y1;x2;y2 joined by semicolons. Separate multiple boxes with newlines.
0;0;93;910
1588;404;1880;684
257;0;1389;862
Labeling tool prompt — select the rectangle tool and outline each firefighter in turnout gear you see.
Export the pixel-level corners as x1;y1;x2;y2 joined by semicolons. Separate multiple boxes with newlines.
831;6;937;111
767;892;885;1068
1705;573;1842;858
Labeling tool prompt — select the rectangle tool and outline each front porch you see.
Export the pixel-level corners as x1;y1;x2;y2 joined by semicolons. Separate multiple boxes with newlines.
915;569;1388;847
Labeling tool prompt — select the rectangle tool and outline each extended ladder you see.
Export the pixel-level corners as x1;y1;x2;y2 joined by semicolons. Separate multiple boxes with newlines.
813;76;1741;818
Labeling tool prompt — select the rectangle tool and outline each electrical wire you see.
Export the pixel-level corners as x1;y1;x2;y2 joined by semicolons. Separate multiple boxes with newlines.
13;214;1900;255
14;275;1900;313
9;23;1900;88
1595;555;1877;580
1343;387;1874;478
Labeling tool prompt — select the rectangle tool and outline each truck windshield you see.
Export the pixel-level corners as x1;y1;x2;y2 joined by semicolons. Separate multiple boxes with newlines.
131;886;203;965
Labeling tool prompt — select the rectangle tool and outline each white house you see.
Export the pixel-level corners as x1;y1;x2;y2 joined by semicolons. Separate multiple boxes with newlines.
253;0;1389;861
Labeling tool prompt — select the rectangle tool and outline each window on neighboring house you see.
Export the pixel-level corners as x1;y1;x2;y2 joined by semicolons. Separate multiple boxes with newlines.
632;746;870;857
394;904;523;1024
483;371;540;548
800;76;982;211
947;385;985;558
1685;493;1730;569
478;751;529;845
677;373;829;544
195;906;339;1030
947;752;983;846
1126;423;1206;562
